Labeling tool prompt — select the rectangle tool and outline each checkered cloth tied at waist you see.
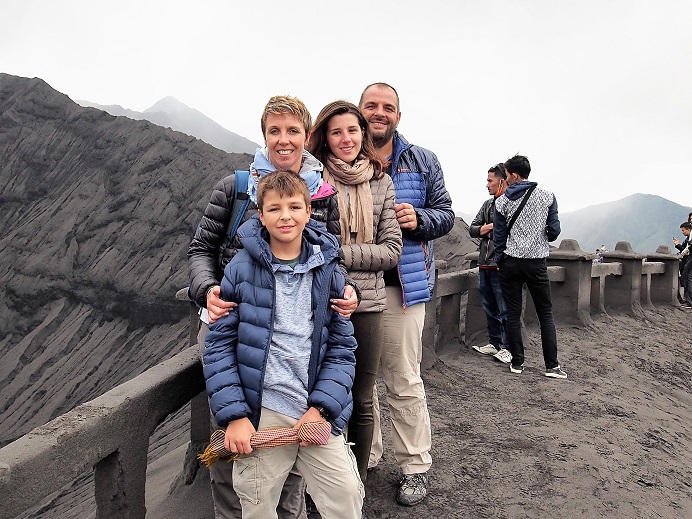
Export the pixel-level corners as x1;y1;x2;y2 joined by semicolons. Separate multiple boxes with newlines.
198;421;332;468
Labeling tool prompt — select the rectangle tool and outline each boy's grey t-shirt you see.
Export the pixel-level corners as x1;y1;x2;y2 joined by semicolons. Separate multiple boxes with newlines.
261;253;316;421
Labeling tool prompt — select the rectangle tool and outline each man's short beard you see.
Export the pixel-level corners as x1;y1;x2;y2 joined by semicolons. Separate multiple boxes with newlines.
372;126;396;148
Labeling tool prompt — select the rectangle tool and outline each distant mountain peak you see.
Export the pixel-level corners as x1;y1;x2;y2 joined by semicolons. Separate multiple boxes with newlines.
559;193;691;253
75;96;259;155
145;96;191;114
566;193;684;215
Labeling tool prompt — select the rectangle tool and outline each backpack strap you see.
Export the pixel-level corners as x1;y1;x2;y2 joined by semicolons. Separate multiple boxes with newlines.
188;170;251;308
227;170;251;240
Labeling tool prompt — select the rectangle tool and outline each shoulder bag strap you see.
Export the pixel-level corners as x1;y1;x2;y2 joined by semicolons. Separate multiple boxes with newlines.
506;184;537;234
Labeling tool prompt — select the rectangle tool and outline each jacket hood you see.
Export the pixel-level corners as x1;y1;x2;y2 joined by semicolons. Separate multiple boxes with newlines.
247;148;325;202
505;180;538;201
250;147;324;177
237;215;340;267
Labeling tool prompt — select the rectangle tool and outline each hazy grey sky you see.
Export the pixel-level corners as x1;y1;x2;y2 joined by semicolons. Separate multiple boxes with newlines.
2;0;690;215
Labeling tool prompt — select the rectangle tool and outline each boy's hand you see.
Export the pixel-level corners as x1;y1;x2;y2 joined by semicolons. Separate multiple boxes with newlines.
673;238;680;246
294;407;326;446
224;417;256;454
207;285;237;324
330;284;357;318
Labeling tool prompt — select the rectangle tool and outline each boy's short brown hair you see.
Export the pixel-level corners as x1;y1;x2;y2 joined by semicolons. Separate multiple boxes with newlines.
260;95;312;137
257;170;311;211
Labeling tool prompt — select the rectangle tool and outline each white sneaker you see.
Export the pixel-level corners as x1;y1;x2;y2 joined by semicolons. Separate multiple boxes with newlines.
472;343;499;355
493;348;513;364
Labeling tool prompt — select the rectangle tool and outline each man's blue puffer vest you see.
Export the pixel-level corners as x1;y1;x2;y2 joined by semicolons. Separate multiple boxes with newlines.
389;133;455;307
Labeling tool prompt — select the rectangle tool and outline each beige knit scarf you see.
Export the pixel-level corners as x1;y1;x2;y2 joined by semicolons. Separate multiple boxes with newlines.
323;155;375;245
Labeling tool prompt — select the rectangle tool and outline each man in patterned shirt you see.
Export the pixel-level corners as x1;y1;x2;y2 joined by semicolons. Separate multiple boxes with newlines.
492;155;567;379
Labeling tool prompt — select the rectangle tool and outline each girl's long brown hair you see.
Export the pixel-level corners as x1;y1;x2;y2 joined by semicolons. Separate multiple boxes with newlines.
307;100;384;178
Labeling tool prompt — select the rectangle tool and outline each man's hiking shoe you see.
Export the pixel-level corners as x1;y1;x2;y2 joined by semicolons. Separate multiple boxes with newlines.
545;366;568;379
472;343;499;355
397;473;428;506
509;363;524;374
493;348;512;364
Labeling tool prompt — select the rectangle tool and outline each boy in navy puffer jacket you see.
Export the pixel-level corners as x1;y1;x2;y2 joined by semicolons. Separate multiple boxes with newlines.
203;171;363;519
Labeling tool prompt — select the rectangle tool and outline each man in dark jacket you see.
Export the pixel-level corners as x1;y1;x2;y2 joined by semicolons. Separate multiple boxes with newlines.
359;82;455;506
673;222;692;308
493;154;567;379
469;163;511;363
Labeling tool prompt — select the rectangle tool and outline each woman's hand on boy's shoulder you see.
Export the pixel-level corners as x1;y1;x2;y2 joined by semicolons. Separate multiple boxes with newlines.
224;417;256;454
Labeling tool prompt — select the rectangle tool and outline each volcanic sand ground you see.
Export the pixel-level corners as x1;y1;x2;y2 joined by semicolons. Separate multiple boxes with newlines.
145;305;691;519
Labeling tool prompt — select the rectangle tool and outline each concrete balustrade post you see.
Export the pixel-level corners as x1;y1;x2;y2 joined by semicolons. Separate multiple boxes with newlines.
178;393;212;485
590;262;622;316
185;304;207;444
174;293;211;485
437;292;461;351
647;245;681;305
602;241;645;317
591;273;605;315
433;268;475;351
547;239;595;327
459;253;487;347
422;263;444;369
95;441;149;519
463;269;488;346
422;282;438;351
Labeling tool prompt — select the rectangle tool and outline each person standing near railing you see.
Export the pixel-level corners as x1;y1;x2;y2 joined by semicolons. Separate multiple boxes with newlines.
493;154;567;380
469;163;512;364
307;100;402;485
188;95;359;519
673;221;692;308
204;171;363;519
358;82;455;507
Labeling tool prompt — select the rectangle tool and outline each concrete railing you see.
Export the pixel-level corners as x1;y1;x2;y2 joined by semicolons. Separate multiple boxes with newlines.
0;239;680;518
0;291;209;519
429;239;680;352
